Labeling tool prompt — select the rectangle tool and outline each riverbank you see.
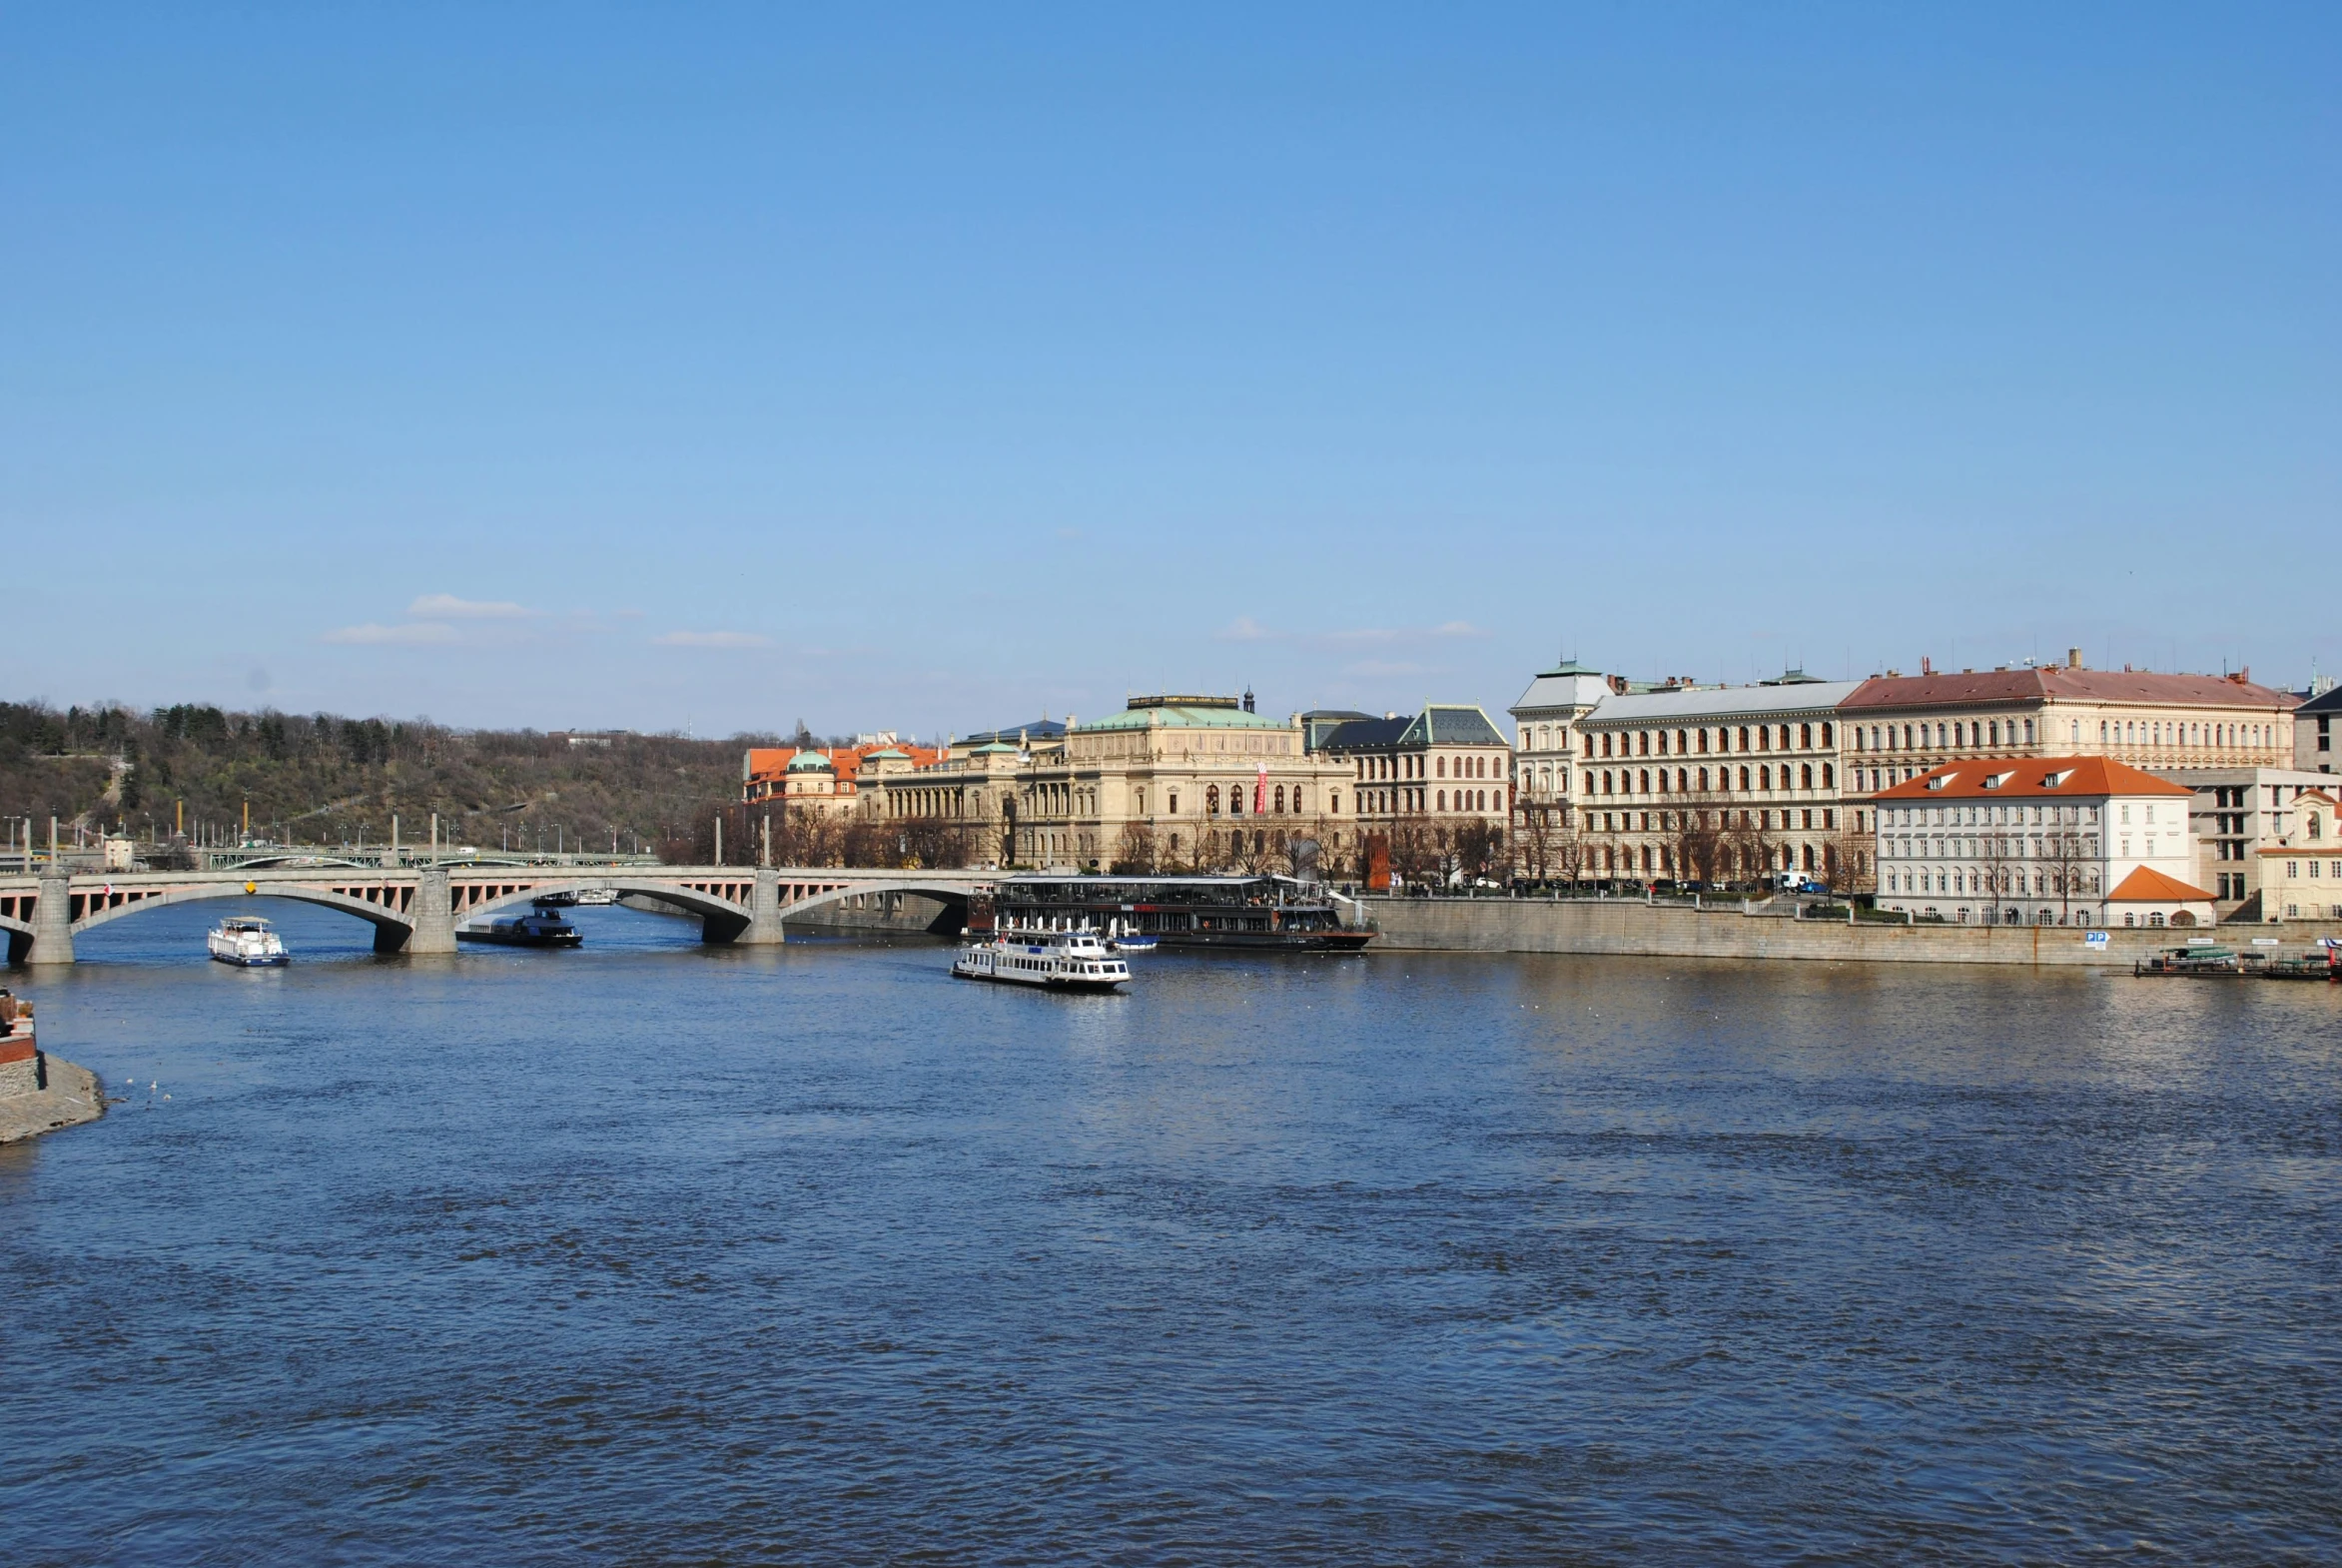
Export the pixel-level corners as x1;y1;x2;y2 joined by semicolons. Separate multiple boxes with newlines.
0;1053;106;1144
1366;895;2342;967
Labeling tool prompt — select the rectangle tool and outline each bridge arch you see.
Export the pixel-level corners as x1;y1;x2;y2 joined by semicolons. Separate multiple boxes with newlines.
455;879;760;944
776;880;974;935
1;913;32;968
69;884;418;950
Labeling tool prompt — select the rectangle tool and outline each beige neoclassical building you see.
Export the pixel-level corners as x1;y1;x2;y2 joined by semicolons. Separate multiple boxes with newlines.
861;694;1354;871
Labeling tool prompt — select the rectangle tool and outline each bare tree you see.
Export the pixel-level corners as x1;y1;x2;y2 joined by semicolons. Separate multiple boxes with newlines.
1721;806;1778;891
1667;800;1727;886
1387;819;1438;888
1111;821;1160;875
1515;801;1557;885
2042;814;2086;925
1976;818;2019;923
1550;815;1588;892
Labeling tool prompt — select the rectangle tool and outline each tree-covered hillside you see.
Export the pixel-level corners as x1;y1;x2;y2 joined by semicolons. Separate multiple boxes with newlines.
0;701;768;860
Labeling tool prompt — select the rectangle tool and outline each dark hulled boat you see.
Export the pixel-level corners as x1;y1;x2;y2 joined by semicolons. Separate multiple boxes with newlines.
457;900;583;948
988;875;1371;954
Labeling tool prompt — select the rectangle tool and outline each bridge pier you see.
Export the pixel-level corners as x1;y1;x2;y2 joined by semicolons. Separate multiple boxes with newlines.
739;868;785;946
27;876;75;966
406;869;457;955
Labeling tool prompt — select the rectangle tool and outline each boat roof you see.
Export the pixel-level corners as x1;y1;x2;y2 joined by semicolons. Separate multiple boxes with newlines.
220;916;273;928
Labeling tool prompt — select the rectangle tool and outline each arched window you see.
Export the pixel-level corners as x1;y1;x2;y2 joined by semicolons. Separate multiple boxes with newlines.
2310;814;2324;841
1821;722;1833;747
1698;767;1710;791
1759;765;1772;791
1436;756;1446;777
1602;771;1613;795
1437;790;1446;811
1800;723;1812;749
1800;763;1813;790
1657;769;1670;794
1739;765;1751;791
1822;763;1835;788
1273;785;1285;813
1638;769;1650;793
1206;785;1219;814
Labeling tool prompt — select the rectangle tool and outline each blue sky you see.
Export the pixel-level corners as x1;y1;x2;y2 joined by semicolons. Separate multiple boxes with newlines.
5;4;2335;738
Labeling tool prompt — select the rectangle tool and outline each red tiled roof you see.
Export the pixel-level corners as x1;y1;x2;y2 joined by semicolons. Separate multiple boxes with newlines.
1842;669;2294;712
1870;755;2192;801
2107;865;2214;903
745;743;946;787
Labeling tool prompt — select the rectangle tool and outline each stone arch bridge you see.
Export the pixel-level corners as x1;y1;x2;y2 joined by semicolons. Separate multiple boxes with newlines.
0;866;991;966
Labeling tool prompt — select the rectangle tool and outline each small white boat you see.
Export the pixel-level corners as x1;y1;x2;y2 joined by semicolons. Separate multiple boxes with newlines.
208;916;289;967
953;926;1131;991
573;889;620;906
1108;935;1159;953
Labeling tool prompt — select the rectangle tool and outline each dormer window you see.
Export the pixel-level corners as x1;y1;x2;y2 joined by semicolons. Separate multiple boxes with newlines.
2042;769;2072;788
1982;771;2014;790
1926;775;1948;790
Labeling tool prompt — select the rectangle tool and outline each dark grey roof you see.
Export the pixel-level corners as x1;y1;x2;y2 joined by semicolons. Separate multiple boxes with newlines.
1318;704;1509;752
2297;684;2342;715
958;718;1067;746
1405;704;1508;747
1317;716;1412;751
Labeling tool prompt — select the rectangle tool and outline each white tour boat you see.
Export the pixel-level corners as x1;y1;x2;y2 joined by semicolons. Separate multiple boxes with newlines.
952;926;1131;992
208;916;290;968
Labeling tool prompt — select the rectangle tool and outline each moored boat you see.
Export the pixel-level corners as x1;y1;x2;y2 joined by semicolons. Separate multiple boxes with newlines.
952;926;1131;991
208;916;290;968
992;875;1371;955
2133;946;2240;977
457;900;583;948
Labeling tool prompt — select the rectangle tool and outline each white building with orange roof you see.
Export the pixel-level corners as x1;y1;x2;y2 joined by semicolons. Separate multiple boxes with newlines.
2255;788;2342;922
741;740;949;820
1871;756;2215;930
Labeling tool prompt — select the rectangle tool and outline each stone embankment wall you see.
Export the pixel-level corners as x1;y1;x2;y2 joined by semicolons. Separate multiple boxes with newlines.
0;1053;105;1144
1366;897;2342;967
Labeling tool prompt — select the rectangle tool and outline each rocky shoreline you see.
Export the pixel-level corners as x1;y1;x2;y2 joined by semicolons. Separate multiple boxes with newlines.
0;1055;107;1145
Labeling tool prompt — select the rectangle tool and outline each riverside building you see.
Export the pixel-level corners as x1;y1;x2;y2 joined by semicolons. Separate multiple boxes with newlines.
2294;680;2341;774
862;694;1353;873
1308;705;1514;838
2255;788;2342;921
1839;654;2297;793
1872;756;2214;928
1506;657;1614;824
1572;674;1865;886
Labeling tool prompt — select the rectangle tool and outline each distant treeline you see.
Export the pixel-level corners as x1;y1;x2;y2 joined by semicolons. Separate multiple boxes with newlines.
0;700;792;862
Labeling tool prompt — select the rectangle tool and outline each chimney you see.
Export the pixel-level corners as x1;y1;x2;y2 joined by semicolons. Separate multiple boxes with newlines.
1921;656;1934;675
2066;647;2082;669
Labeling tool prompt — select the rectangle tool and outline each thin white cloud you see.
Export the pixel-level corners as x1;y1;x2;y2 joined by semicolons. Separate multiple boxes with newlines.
1215;616;1273;642
323;622;459;646
407;593;536;619
653;630;771;648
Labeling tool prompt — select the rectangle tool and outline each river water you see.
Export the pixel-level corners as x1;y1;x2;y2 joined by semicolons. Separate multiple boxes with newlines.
3;902;2338;1564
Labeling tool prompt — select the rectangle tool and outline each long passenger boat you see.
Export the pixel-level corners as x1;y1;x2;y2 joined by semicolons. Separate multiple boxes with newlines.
986;875;1371;954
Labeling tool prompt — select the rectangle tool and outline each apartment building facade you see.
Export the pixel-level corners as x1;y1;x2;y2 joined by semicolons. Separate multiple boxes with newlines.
1838;657;2296;793
1873;757;2214;928
1571;677;1865;885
